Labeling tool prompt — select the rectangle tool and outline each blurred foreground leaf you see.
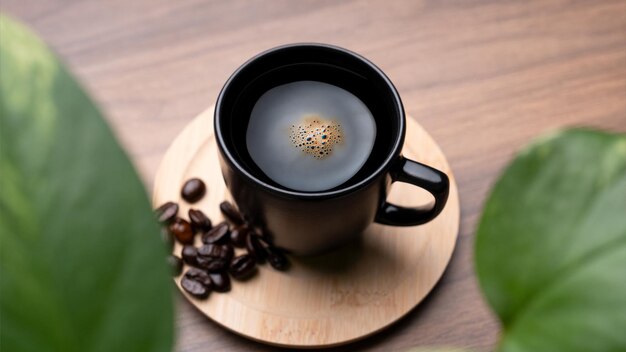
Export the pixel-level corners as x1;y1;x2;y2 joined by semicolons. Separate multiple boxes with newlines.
0;15;173;352
476;129;626;351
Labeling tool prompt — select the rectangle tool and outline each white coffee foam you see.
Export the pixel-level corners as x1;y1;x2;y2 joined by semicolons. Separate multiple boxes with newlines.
246;81;376;192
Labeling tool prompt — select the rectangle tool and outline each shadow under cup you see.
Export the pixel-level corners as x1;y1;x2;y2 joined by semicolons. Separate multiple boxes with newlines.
215;44;447;255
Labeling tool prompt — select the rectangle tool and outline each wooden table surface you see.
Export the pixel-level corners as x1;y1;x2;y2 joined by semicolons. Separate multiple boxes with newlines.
4;1;624;351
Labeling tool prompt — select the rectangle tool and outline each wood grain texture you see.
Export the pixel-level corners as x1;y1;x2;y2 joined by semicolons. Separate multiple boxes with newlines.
152;107;460;348
2;0;624;350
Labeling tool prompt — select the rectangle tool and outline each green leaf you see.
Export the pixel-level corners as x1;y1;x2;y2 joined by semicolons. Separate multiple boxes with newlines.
0;15;173;352
476;129;626;352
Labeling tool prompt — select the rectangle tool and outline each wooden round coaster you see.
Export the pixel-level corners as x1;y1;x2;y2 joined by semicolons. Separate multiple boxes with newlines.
152;106;460;348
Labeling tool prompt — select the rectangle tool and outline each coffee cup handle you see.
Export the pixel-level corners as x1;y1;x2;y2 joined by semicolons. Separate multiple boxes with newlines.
374;156;449;226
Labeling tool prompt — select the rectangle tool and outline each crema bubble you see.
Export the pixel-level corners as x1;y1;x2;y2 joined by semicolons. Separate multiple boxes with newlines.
289;116;343;159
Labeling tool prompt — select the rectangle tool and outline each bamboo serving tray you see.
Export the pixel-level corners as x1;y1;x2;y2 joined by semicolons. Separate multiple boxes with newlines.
152;106;460;348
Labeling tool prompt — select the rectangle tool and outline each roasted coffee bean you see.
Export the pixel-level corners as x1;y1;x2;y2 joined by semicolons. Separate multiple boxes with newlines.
195;256;209;267
161;227;174;250
201;259;228;272
219;201;244;225
181;245;198;265
184;267;213;288
209;272;231;292
169;217;194;244
196;248;224;271
230;225;250;247
181;276;209;299
188;209;212;232
181;178;206;203
201;222;230;244
198;243;234;263
167;255;183;276
197;244;234;272
246;234;268;263
229;254;257;280
155;202;178;223
267;247;289;271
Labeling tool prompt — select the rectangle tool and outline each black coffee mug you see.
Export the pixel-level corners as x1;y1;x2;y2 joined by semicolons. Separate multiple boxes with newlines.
215;43;449;255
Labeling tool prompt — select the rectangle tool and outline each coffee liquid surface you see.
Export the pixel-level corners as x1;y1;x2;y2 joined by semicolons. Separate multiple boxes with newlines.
246;81;376;192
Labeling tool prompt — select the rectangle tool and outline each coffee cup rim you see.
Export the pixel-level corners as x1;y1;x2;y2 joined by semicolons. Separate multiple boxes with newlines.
215;43;405;200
